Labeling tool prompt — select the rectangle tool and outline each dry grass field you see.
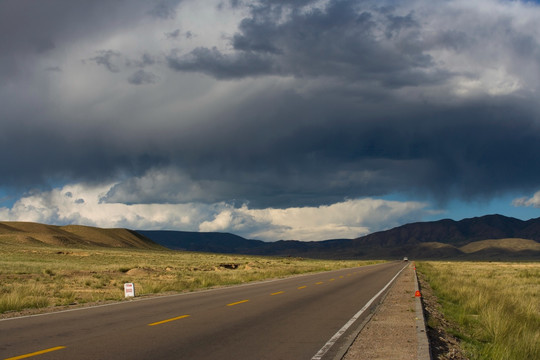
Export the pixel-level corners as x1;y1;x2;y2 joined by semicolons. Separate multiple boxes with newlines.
0;242;378;316
417;261;540;360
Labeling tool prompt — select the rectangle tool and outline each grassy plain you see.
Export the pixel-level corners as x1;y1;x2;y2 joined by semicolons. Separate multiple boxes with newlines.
417;261;540;360
0;243;379;315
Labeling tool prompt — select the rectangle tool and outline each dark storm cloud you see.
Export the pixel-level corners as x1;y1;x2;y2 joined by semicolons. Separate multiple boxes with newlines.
0;1;145;51
0;0;160;80
0;118;169;190
32;38;56;54
0;0;170;190
167;47;275;79
45;66;62;72
165;29;194;40
168;0;446;86
148;0;183;19
89;50;122;73
100;85;540;208
128;69;159;85
2;0;540;213
91;52;158;78
138;53;157;67
165;29;181;39
126;53;157;68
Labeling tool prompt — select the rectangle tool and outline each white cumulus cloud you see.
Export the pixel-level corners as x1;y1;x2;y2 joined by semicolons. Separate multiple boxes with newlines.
0;183;437;241
513;190;540;208
200;198;437;241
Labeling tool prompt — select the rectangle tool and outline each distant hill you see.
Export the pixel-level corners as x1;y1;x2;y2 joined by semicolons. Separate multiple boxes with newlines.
139;214;540;260
137;230;267;253
0;222;164;250
2;215;539;259
460;238;540;253
353;214;540;248
457;238;540;260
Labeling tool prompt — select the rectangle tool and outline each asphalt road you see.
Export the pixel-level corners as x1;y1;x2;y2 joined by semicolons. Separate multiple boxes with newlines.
1;261;406;360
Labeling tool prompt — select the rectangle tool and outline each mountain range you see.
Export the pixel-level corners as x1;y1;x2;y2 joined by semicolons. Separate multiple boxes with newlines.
139;214;540;260
1;214;539;260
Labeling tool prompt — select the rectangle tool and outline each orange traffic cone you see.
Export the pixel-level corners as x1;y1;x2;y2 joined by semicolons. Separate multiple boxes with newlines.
415;290;421;297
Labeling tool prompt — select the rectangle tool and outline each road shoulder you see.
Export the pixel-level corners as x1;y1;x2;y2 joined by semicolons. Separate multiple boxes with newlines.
343;263;422;360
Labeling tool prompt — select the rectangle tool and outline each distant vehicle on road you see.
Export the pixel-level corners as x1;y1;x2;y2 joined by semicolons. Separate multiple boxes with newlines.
403;257;408;261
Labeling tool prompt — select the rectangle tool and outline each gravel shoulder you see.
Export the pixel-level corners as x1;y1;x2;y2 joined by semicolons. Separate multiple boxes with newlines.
343;263;418;359
343;262;468;360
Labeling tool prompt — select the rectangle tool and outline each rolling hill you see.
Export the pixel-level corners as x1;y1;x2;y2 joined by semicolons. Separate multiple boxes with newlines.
0;222;164;250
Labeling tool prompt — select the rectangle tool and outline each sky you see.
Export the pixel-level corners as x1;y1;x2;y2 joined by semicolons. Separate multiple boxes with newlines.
1;0;540;241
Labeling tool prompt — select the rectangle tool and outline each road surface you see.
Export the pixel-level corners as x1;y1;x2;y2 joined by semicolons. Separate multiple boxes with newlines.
1;261;405;360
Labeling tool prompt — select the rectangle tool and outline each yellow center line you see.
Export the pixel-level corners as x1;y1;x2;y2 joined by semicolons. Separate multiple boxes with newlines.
315;281;323;285
329;278;335;281
227;299;249;306
271;291;284;296
297;286;307;289
148;314;190;326
4;346;66;360
339;276;344;278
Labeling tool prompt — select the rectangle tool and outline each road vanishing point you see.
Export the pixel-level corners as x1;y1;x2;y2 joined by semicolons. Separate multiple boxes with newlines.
1;262;406;360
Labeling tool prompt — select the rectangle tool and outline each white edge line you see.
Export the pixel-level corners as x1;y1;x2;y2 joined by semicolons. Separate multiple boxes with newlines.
0;262;388;322
311;264;408;360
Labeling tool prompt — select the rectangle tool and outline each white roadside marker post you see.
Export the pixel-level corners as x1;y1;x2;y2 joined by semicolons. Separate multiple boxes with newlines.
124;283;135;298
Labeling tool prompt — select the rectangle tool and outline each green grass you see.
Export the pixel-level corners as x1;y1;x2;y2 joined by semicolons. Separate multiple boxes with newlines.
0;243;382;314
417;261;540;360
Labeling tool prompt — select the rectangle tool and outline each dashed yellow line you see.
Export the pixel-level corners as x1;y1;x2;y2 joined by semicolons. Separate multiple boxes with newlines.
148;314;190;326
4;346;66;360
227;299;249;306
4;269;369;360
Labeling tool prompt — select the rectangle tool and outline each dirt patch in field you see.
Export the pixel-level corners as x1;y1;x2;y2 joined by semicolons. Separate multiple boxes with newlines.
125;267;155;276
